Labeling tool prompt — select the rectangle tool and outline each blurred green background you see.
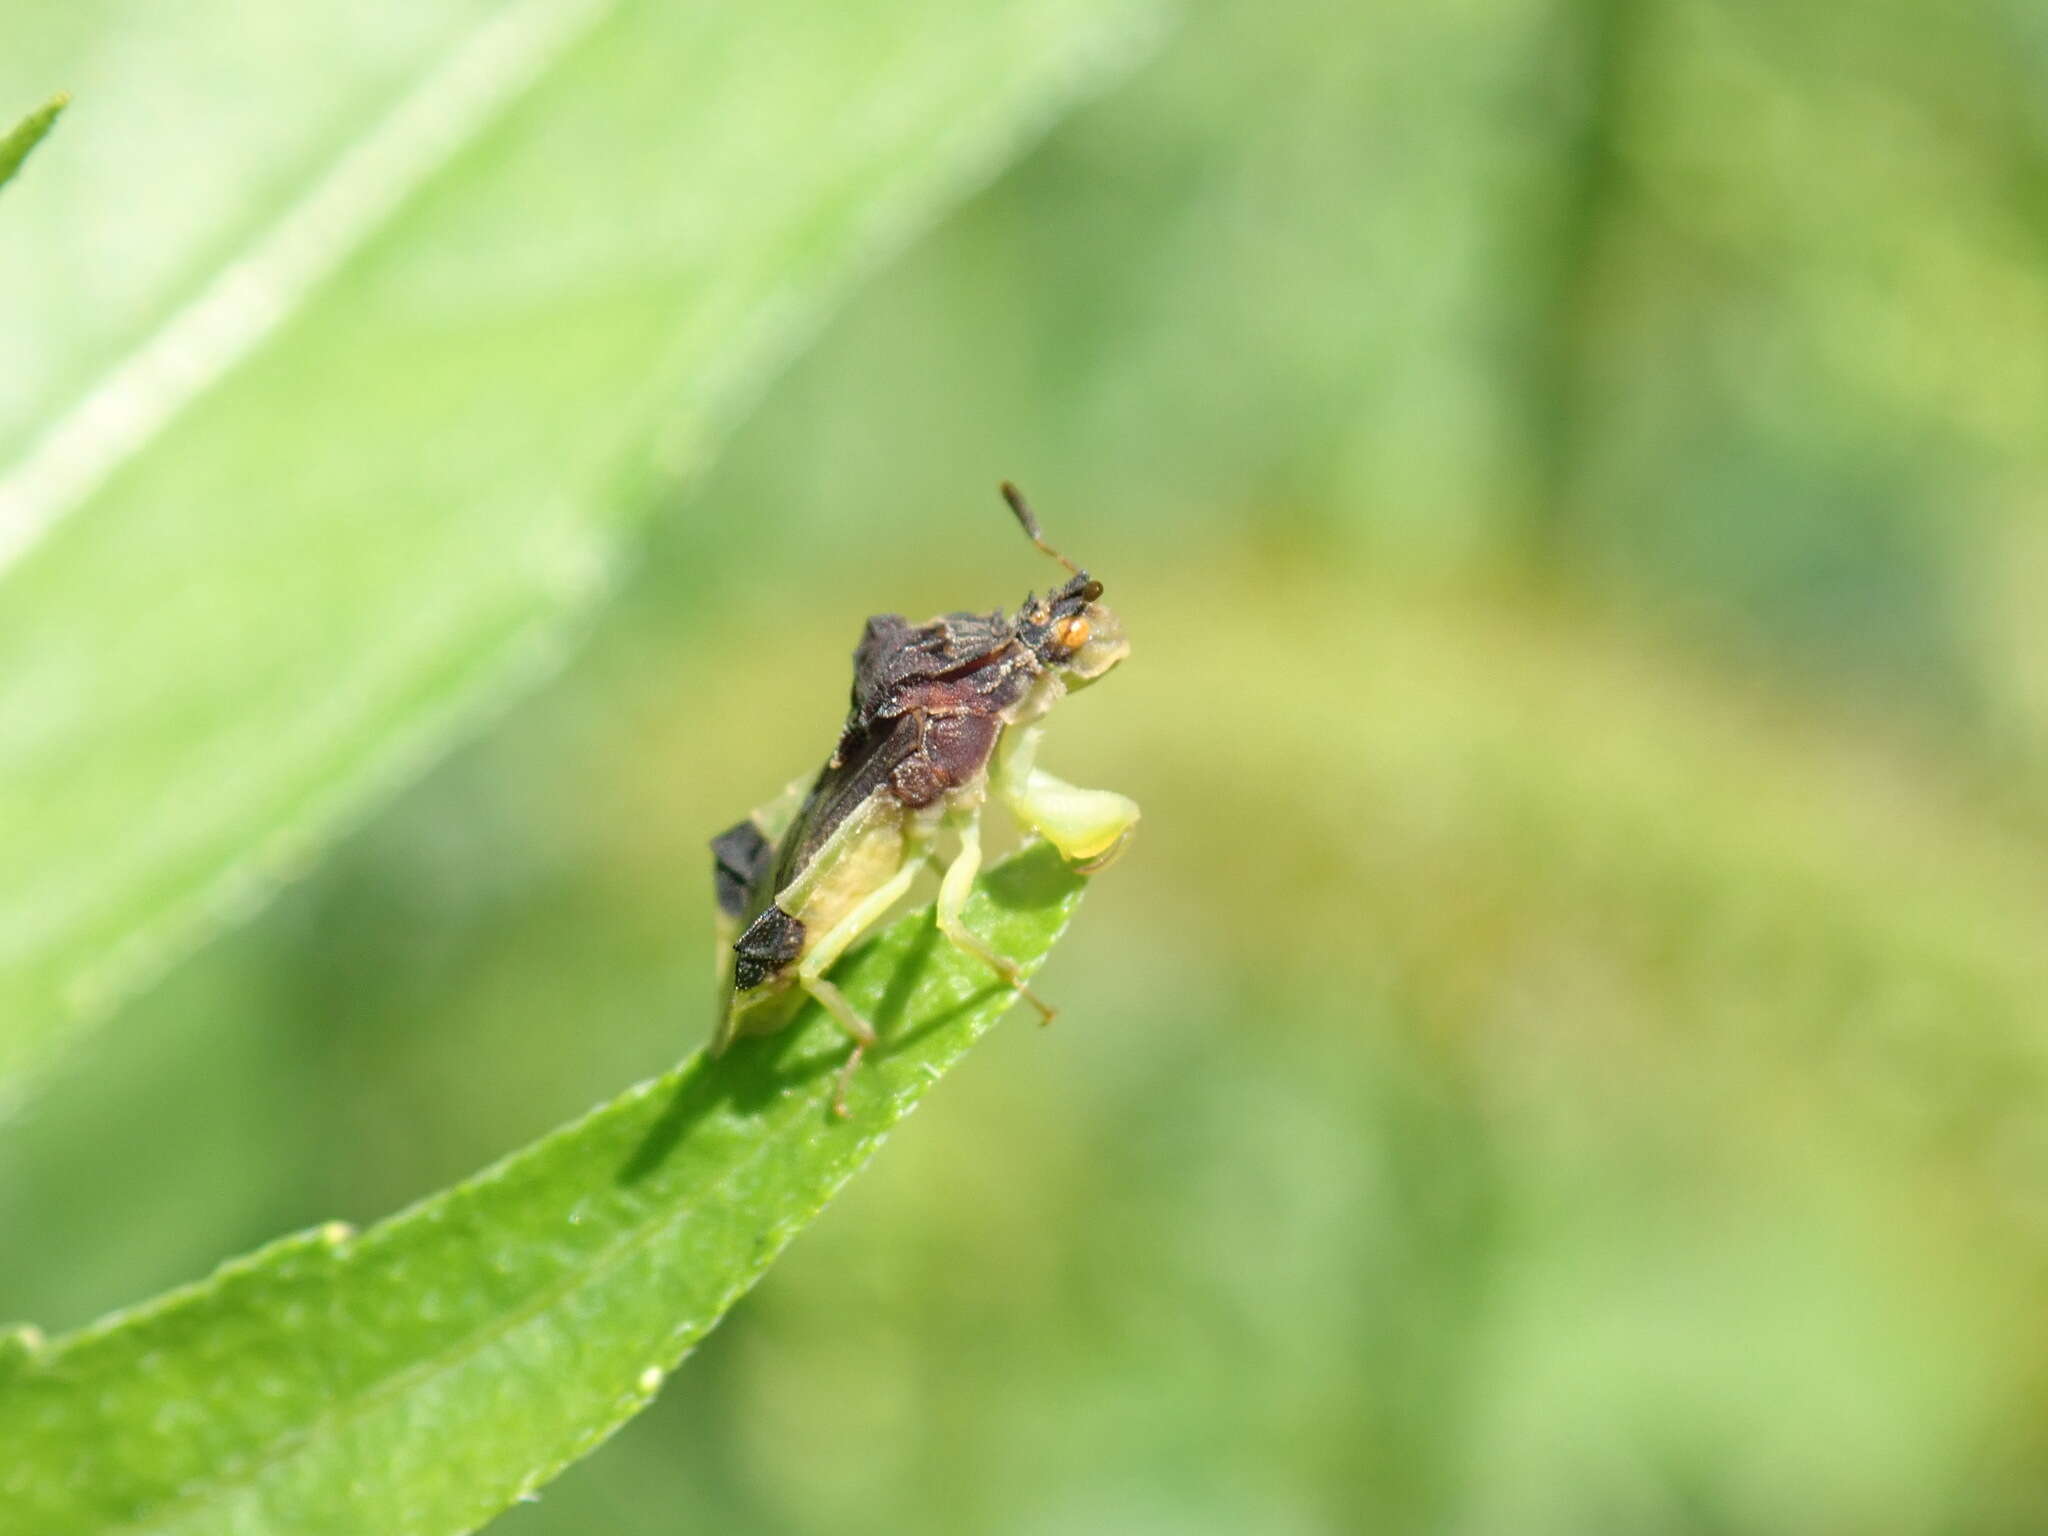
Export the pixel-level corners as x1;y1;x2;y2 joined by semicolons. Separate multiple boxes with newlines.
8;0;2048;1530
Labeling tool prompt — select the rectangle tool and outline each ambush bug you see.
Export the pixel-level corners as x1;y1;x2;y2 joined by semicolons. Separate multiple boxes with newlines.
709;485;1138;1114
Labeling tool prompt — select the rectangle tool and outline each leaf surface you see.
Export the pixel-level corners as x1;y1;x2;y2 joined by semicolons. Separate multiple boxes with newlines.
0;845;1087;1536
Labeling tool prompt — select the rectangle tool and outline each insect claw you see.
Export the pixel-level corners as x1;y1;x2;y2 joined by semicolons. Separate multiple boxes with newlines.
1006;978;1056;1025
832;1044;864;1119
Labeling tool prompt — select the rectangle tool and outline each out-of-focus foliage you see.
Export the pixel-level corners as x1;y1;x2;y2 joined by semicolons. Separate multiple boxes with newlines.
5;0;2048;1533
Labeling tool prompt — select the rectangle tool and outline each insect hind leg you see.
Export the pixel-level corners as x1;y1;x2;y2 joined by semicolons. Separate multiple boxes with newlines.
798;973;878;1119
937;813;1056;1024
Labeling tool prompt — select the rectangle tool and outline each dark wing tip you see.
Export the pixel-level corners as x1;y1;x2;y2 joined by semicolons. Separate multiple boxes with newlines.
711;820;774;918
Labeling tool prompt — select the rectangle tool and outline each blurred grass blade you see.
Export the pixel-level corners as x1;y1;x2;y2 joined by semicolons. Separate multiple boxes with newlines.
0;93;65;194
0;0;1161;1093
0;847;1087;1536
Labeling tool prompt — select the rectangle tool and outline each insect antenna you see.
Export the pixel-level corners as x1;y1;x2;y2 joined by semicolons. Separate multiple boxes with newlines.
1000;481;1082;577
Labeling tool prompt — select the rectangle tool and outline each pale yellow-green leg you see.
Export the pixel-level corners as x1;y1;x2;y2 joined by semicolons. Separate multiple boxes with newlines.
994;723;1141;872
798;852;928;1116
937;813;1056;1024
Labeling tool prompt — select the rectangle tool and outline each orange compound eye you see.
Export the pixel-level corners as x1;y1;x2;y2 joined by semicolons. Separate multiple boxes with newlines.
1055;615;1091;649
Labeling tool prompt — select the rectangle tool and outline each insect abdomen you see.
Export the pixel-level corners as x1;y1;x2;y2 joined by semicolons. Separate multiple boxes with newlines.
733;905;806;990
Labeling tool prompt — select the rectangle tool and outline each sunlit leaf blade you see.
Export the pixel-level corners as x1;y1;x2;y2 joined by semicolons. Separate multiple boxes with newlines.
0;0;1160;1093
0;93;65;194
0;846;1087;1536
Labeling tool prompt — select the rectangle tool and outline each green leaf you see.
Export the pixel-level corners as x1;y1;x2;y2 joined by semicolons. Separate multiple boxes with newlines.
0;845;1088;1536
0;92;66;194
0;0;1160;1093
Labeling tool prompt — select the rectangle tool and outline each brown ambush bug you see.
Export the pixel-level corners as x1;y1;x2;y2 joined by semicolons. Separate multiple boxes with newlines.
708;484;1138;1114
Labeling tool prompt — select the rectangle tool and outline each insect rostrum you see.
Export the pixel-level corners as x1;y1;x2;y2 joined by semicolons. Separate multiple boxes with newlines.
708;485;1139;1114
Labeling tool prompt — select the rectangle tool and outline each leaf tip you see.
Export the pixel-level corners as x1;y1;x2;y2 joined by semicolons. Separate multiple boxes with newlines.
0;1322;47;1374
0;91;70;193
